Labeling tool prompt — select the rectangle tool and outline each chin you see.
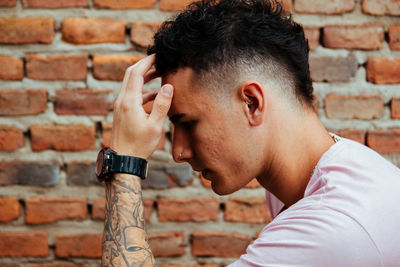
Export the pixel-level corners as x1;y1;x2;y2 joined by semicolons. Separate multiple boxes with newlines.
211;181;241;196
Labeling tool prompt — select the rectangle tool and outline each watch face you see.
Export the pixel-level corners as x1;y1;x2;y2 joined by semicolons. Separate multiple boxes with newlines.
96;150;104;176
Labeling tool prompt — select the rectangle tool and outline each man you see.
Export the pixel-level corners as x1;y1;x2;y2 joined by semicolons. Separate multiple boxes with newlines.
97;0;400;266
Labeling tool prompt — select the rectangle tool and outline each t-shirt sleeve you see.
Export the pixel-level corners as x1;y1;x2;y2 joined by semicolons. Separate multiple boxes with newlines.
227;206;381;267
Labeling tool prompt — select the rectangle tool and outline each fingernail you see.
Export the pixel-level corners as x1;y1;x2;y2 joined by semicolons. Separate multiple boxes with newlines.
161;84;173;97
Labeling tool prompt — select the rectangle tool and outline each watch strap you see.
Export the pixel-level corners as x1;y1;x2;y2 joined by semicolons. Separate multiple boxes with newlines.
113;155;148;179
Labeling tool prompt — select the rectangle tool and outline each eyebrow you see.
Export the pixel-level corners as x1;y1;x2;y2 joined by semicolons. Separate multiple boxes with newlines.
169;113;186;124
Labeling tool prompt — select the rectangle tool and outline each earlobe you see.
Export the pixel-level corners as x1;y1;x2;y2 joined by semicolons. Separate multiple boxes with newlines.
240;82;265;126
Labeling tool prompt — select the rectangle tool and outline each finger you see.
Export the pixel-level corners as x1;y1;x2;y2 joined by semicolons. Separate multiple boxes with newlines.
149;84;174;125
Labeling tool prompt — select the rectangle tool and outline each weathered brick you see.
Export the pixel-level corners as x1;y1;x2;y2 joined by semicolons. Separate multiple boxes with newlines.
323;24;384;50
0;0;16;7
55;89;113;115
94;0;155;9
160;0;192;11
224;198;271;223
367;129;400;154
304;26;320;50
310;56;357;82
142;163;193;189
26;55;88;81
23;0;88;8
66;161;98;186
0;232;48;257
55;233;102;258
295;0;355;14
31;125;95;151
0;196;20;222
0;161;59;186
392;97;400;119
0;17;54;44
366;58;400;84
362;0;400;16
161;265;218;267
158;198;219;222
62;18;125;44
192;232;251;257
0;126;23;151
334;129;365;144
27;264;83;267
389;25;400;51
0;90;47;116
93;55;143;81
130;22;161;48
25;198;87;224
0;55;23;80
324;94;384;120
149;232;185;257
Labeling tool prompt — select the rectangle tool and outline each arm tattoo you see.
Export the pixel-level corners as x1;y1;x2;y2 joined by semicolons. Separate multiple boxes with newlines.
102;174;156;267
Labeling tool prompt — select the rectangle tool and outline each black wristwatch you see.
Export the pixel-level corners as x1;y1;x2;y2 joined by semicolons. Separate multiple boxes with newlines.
96;147;148;182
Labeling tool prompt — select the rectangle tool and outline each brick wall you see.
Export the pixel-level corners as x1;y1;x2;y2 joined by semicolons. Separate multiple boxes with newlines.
0;0;399;266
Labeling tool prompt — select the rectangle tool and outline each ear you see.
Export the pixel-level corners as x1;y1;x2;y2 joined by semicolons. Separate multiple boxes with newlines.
239;81;265;126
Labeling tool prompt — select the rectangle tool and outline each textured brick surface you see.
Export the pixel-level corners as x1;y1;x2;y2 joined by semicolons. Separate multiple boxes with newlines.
0;161;59;186
0;232;49;257
335;129;365;144
130;22;161;48
323;24;384;50
93;55;143;81
23;0;88;8
149;232;185;257
310;56;358;82
0;17;54;44
161;265;218;267
367;129;400;154
304;26;320;50
366;58;400;84
66;161;99;186
62;18;125;44
142;163;193;189
224;197;271;223
0;196;20;222
94;0;155;9
0;126;24;151
324;94;384;120
362;0;400;16
389;25;400;50
158;198;219;222
0;55;23;80
31;125;95;151
391;97;400;119
160;0;193;11
191;232;251;257
55;89;113;115
0;0;16;7
55;233;102;258
25;198;87;224
0;90;47;116
26;55;88;81
295;0;355;14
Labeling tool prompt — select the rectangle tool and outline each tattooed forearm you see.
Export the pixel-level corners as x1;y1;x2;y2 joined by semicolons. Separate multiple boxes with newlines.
102;174;156;267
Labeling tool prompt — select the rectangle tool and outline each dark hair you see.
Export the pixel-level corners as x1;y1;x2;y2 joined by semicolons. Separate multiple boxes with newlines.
148;0;313;106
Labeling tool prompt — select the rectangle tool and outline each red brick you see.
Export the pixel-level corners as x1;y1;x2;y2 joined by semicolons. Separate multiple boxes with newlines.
94;0;155;9
0;55;23;80
310;56;357;82
31;125;95;151
366;58;400;84
362;0;400;16
0;232;48;257
392;97;400;119
224;197;271;223
0;126;24;151
0;196;20;222
23;0;88;8
26;54;88;81
0;90;47;116
92;55;143;81
25;197;87;224
55;233;102;258
389;25;400;51
160;0;192;11
62;18;125;44
0;0;16;7
334;129;365;144
130;22;161;48
367;129;400;154
149;232;185;257
0;17;54;44
323;24;384;50
161;265;218;267
192;232;251;257
66;161;97;186
295;0;354;14
158;198;219;222
55;89;113;115
27;264;83;267
304;26;320;50
324;94;384;120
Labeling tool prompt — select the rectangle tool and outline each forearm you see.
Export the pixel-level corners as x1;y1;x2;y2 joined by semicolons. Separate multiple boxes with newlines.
102;173;156;267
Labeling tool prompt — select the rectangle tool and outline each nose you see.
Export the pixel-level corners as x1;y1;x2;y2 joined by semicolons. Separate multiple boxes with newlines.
171;126;193;163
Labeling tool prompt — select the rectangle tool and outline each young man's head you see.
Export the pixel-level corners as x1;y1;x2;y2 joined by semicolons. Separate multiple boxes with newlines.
148;0;315;195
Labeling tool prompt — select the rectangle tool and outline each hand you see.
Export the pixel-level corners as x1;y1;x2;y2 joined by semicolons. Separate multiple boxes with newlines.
110;54;173;159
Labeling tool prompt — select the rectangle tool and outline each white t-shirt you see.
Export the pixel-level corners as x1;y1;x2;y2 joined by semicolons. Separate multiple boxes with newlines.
229;137;400;267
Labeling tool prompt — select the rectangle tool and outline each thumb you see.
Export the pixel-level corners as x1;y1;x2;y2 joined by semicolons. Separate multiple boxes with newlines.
149;84;174;124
